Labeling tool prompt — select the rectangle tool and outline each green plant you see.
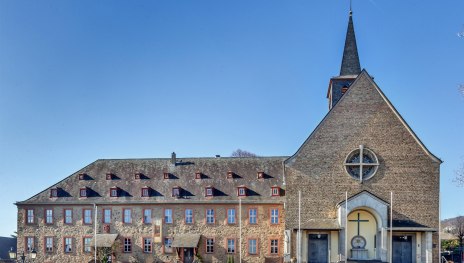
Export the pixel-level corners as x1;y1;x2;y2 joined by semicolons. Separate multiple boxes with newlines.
227;255;234;263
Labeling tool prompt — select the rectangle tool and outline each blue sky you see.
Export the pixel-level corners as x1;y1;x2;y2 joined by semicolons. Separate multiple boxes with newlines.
0;0;463;237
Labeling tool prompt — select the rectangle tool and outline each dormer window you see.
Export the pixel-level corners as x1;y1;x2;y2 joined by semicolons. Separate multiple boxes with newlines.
237;186;247;197
342;86;349;94
164;173;170;179
141;187;150;197
271;186;280;196
134;173;141;180
205;187;214;197
78;173;85;180
50;188;58;198
195;172;202;179
227;171;234;179
257;172;264;179
172;187;181;198
110;187;119;197
106;173;113;180
80;188;88;198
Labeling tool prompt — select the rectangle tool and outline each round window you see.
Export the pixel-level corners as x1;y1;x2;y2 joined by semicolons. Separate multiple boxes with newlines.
344;145;379;182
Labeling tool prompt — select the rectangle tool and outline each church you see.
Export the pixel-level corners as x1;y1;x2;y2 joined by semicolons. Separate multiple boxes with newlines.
15;9;440;263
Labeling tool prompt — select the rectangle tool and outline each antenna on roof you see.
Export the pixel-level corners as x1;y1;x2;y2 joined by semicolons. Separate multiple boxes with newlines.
350;0;353;15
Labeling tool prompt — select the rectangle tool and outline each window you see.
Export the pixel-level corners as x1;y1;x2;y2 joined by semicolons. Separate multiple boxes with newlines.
164;172;169;179
164;237;173;254
45;209;53;224
206;238;214;253
164;209;173;224
344;145;379;182
83;209;92;224
227;171;233;179
143;237;152;253
64;237;72;253
110;187;118;197
270;209;279;224
26;237;34;252
106;173;113;180
134;173;141;180
123;209;132;224
270;239;279;255
50;188;58;198
172;187;180;197
103;209;111;224
185;209;193;224
64;209;73;224
141;187;150;197
249;208;257;224
237;187;246;197
205;187;214;197
271;187;280;196
123;238;132;253
248;239;257;255
227;209;236;224
195;172;201;179
79;188;87;197
26;209;34;224
206;209;215;224
79;173;85;180
45;237;53;253
227;239;235;253
83;237;92;253
143;209;152;224
257;171;264;179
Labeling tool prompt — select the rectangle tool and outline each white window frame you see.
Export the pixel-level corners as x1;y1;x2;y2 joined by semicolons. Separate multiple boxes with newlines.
45;209;53;224
144;209;152;224
123;209;132;224
103;209;111;224
185;209;193;224
84;209;92;224
271;209;279;224
64;237;72;253
227;239;235;253
249;208;257;224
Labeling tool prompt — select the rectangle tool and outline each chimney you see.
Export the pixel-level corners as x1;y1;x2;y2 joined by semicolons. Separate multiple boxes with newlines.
171;152;176;165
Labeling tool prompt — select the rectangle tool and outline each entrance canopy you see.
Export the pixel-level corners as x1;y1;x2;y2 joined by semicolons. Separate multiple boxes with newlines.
172;234;201;248
90;234;118;248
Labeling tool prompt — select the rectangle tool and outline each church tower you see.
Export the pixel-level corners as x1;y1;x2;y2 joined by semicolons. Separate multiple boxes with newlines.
327;10;361;110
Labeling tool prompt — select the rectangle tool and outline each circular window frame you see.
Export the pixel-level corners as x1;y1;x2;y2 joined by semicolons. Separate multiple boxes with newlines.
344;145;379;182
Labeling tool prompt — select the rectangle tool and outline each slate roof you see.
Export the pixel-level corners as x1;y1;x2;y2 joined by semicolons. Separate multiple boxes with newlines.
18;156;287;205
340;11;361;76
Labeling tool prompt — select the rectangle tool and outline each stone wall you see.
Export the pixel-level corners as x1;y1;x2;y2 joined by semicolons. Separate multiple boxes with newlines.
17;203;284;263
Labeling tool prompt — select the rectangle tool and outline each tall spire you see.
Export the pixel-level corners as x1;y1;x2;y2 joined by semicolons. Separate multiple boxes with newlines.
340;10;361;76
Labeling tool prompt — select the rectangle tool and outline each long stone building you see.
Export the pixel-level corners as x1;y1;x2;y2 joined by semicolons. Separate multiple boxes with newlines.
15;10;440;263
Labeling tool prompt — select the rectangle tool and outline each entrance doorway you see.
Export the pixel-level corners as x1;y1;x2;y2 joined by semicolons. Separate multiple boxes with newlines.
308;234;328;263
392;235;413;263
183;247;194;263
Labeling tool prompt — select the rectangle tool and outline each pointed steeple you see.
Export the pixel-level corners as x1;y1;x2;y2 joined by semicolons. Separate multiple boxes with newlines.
340;10;361;76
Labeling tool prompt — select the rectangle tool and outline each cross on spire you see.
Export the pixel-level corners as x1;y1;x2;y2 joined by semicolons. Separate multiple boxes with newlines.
349;212;369;236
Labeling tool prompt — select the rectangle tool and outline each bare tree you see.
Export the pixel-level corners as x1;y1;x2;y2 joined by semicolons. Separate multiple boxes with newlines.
455;161;464;187
231;149;257;157
450;216;464;250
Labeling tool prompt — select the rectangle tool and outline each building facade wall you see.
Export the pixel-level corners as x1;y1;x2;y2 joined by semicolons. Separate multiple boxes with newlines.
17;203;284;263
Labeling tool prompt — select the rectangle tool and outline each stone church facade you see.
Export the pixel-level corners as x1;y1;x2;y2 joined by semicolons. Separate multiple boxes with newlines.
15;10;440;263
